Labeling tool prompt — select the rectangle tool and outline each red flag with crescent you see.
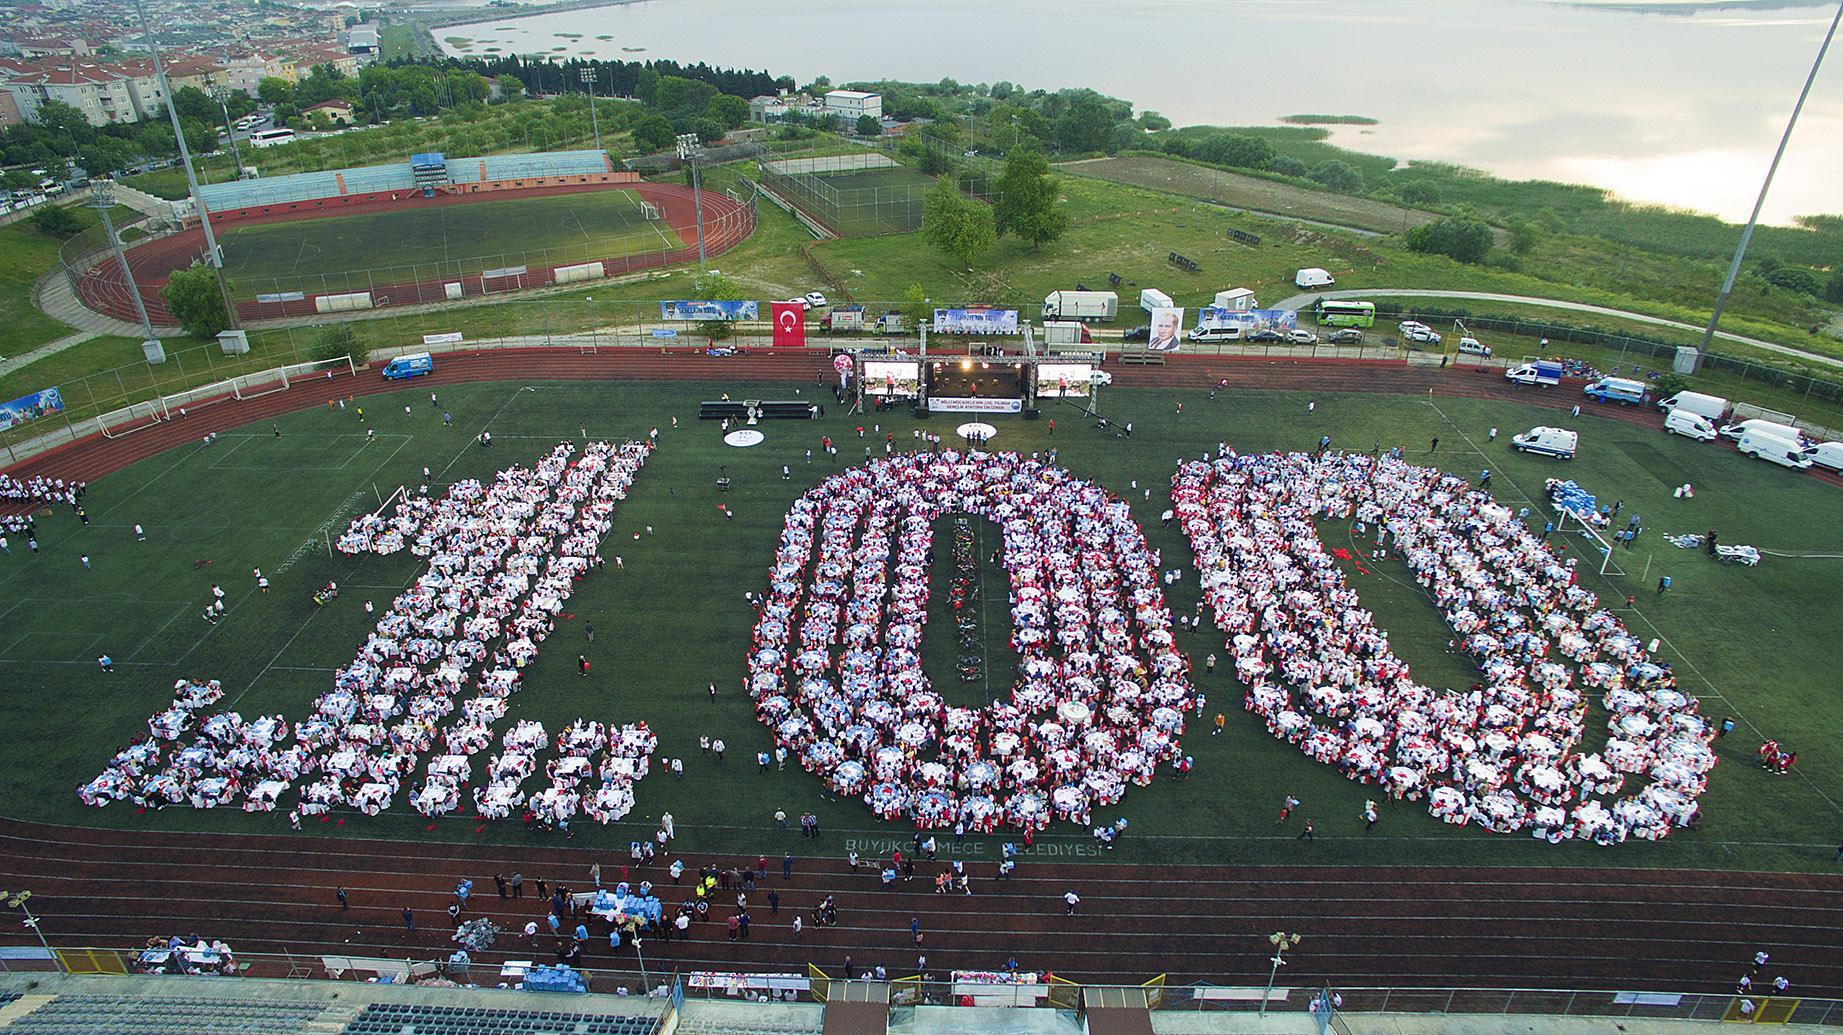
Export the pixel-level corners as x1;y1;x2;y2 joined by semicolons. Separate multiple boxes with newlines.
771;302;805;348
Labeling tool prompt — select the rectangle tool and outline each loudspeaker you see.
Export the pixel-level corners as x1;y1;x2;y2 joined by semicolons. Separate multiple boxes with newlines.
1023;408;1041;420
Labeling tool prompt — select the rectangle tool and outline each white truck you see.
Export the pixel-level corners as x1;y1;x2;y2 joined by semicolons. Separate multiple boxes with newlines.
1139;288;1173;313
1505;360;1563;387
874;311;904;334
1213;288;1257;311
1042;321;1094;346
1042;290;1118;321
1655;390;1729;422
1294;268;1335;289
825;306;866;332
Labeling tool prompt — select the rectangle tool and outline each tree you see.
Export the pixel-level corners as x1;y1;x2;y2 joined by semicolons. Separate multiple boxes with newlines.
1824;264;1843;305
855;114;881;138
495;75;524;102
159;262;231;338
1403;216;1494;264
1507;219;1543;255
922;177;993;267
1763;264;1823;296
630;113;675;152
1270;156;1309;178
257;77;295;107
655;75;717;117
311;325;368;366
1397;180;1442;206
690;117;724;145
708;94;749;130
1055;95;1113;153
29;204;84;238
1138;111;1171;131
1200;133;1273;169
1309;159;1365;193
992;146;1069;252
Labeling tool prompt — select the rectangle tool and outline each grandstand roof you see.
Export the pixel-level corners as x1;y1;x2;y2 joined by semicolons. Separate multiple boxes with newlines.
196;150;609;211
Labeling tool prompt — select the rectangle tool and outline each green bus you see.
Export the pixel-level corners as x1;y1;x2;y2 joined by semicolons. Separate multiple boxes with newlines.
1316;300;1376;328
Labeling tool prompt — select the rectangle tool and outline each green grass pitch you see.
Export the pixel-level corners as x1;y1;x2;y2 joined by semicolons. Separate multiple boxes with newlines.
214;190;682;295
3;379;1840;873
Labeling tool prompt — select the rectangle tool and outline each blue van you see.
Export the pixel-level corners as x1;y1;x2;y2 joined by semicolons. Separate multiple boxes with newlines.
382;353;433;380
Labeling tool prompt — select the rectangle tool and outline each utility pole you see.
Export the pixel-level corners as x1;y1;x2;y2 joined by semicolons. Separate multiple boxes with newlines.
133;0;239;329
1700;0;1842;353
1260;931;1302;1018
1;891;60;973
580;67;601;154
209;83;244;178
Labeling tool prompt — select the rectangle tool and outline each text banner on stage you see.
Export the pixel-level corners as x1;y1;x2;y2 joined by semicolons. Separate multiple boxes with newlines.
771;302;806;349
928;397;1023;414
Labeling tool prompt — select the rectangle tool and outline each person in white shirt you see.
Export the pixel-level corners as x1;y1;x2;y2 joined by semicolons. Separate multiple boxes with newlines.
1063;890;1080;914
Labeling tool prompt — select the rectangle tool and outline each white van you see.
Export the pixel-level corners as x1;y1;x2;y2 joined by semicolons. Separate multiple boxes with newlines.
1511;426;1578;459
1663;409;1717;441
1736;428;1814;469
1810;441;1843;472
1456;336;1491;356
1188;325;1243;343
1720;418;1799;443
1655;391;1728;422
1294;267;1335;289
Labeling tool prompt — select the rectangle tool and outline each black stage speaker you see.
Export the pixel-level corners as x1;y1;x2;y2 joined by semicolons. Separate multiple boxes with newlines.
1023;408;1041;420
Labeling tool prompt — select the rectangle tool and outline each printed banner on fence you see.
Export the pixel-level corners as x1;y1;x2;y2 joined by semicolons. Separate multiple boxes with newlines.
932;309;1019;335
0;387;62;430
1147;307;1185;353
661;300;759;322
422;332;464;346
927;396;1023;414
771;302;806;348
1195;307;1298;331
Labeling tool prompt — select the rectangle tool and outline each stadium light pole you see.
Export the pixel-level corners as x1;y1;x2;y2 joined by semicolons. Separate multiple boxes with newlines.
580;67;602;155
91;179;160;345
676;133;707;272
1259;931;1301;1018
1700;0;1842;354
1;891;61;973
133;0;239;330
208;82;245;178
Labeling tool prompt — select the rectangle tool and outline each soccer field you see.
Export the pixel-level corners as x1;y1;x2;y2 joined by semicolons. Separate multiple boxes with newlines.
214;190;682;297
5;379;1840;872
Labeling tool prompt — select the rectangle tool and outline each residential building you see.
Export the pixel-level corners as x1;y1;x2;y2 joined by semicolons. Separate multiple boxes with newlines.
302;98;354;124
823;89;881;120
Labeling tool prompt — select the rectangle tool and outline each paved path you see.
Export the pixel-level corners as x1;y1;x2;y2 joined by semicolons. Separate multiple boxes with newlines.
1270;288;1843;372
0;329;97;379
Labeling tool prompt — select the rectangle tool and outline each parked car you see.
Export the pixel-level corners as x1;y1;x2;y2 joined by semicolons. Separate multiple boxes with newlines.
785;296;812;310
1122;325;1150;342
1247;329;1285;344
803;292;828;308
1287;330;1319;345
1457;336;1491;356
1327;328;1363;344
1399;321;1442;344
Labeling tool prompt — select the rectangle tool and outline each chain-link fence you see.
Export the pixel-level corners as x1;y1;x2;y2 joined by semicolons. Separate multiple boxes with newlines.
757;152;932;237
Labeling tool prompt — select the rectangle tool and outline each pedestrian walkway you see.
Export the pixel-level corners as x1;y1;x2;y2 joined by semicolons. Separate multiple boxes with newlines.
0;329;98;379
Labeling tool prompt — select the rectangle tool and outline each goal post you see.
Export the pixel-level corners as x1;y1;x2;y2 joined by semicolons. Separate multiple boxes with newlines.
1555;505;1626;577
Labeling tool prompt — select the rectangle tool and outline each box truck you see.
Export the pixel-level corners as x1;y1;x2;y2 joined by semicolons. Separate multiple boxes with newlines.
1042;321;1094;346
826;306;866;332
1213;288;1257;311
1583;376;1646;404
382;353;433;379
1139;288;1174;313
1655;391;1729;421
1505;360;1563;387
1042;290;1118;321
874;311;904;334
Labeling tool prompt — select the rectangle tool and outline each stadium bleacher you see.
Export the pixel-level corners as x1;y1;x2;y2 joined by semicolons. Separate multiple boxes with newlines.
340;1002;657;1035
193;150;610;212
1;992;327;1034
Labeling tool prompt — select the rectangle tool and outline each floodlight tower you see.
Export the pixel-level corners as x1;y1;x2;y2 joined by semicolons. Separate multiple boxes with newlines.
580;67;602;154
675;133;707;272
1259;931;1302;1017
208;82;245;177
91;179;161;346
133;0;239;329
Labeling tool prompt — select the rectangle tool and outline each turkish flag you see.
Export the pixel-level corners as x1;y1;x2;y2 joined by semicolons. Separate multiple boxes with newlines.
771;302;806;348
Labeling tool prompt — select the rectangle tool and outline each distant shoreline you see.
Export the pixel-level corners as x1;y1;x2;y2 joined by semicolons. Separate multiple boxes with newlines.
419;0;649;32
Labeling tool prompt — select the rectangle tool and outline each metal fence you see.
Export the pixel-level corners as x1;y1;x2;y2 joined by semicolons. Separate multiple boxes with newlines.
757;155;929;238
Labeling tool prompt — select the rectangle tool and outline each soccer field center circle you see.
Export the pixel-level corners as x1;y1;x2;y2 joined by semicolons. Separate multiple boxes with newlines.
69;154;754;326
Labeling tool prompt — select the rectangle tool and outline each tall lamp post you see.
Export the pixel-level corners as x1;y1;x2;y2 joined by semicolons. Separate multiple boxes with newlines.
208;83;245;179
1700;0;1842;354
675;133;707;272
1259;931;1302;1018
133;0;238;330
1;891;61;973
91;179;161;347
580;67;602;155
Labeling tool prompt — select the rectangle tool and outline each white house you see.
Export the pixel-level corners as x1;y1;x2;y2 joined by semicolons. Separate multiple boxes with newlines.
822;89;880;120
